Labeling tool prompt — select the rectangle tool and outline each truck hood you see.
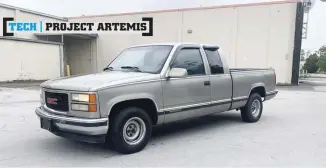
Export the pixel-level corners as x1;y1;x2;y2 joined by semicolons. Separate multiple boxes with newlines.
41;71;160;91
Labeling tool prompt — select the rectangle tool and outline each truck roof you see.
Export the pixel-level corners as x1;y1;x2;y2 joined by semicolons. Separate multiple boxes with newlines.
130;43;219;49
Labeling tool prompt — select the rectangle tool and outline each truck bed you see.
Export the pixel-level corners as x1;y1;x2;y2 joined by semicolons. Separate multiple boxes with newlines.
229;68;276;109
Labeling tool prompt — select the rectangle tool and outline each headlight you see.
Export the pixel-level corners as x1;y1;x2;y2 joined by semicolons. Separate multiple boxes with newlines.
71;93;96;103
71;103;97;112
71;93;97;112
71;104;88;111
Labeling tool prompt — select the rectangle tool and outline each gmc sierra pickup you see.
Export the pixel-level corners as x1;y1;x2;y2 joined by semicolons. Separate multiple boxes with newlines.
35;43;278;154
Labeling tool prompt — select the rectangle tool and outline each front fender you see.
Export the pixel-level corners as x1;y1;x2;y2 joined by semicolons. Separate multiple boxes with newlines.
105;93;159;116
97;79;163;118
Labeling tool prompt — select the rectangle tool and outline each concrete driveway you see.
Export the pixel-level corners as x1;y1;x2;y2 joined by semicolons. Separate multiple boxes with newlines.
1;81;326;167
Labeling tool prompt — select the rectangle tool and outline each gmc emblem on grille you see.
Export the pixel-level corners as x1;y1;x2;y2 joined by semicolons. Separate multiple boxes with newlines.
47;97;58;105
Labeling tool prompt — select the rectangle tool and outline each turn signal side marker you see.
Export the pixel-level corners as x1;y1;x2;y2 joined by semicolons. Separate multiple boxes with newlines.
88;104;97;112
89;94;97;103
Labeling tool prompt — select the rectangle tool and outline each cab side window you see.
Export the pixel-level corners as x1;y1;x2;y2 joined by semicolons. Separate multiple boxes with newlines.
204;49;224;74
171;48;206;76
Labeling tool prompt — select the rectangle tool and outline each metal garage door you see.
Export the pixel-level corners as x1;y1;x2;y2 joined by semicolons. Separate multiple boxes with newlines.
0;37;62;82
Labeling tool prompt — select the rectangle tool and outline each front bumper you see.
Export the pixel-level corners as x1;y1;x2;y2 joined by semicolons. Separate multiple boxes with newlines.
35;106;109;143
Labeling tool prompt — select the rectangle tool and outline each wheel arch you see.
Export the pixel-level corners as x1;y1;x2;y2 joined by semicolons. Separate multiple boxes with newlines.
108;96;159;125
249;83;266;98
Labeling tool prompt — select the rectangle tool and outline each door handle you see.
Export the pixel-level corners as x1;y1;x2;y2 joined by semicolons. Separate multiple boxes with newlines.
204;81;210;86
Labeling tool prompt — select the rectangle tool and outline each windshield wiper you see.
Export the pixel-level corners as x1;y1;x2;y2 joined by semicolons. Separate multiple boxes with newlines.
103;67;114;71
120;66;142;72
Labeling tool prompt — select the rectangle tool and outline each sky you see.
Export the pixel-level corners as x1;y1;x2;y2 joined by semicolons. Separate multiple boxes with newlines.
0;0;325;51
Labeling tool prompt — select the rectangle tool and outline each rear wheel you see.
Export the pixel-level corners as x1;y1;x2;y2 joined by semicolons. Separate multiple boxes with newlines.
240;93;263;123
109;107;152;154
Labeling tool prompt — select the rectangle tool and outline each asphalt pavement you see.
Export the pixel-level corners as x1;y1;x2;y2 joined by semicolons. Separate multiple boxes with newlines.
1;79;326;167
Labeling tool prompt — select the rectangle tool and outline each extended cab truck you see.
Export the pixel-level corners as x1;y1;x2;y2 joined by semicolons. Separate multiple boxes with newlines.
35;43;278;154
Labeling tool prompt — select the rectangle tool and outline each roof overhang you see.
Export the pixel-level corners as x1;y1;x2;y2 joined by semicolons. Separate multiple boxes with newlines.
0;3;68;21
34;33;98;39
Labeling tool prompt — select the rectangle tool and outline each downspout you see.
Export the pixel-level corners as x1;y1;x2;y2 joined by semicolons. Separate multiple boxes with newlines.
61;34;65;77
90;39;93;73
291;2;304;85
96;36;99;72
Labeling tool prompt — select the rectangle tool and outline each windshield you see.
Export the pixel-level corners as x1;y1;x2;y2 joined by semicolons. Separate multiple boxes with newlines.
107;45;173;74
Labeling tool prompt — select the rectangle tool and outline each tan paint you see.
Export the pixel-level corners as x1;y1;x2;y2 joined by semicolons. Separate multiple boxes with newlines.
68;0;299;19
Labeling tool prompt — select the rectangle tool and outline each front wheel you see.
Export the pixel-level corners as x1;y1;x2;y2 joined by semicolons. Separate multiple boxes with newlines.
109;107;152;154
240;93;263;123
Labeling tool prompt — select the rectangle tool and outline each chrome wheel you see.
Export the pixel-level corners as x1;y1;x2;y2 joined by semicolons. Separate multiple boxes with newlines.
123;117;146;145
251;99;261;117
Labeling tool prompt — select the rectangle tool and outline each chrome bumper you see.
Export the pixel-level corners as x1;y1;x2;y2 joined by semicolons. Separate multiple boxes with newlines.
35;107;109;136
264;90;278;101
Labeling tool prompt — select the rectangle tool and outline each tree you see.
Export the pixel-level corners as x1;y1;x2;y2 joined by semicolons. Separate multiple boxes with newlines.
318;45;326;56
317;45;326;72
303;53;319;73
317;55;326;72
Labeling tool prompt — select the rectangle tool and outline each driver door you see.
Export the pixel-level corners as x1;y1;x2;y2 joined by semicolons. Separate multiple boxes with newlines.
162;47;211;123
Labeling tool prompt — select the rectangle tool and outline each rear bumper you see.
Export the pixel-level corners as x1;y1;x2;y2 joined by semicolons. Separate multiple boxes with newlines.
264;90;278;101
35;106;109;143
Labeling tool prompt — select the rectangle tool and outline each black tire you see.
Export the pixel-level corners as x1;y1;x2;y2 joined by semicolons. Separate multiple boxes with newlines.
240;93;263;123
108;107;152;154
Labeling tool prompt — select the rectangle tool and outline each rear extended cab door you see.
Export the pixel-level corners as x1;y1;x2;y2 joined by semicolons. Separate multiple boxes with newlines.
202;45;233;113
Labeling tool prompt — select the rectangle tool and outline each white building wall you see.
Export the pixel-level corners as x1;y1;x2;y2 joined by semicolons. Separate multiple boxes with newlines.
70;12;184;71
0;7;15;36
0;39;62;82
13;11;66;39
0;5;67;38
181;7;238;68
0;1;298;84
71;1;298;84
0;5;66;82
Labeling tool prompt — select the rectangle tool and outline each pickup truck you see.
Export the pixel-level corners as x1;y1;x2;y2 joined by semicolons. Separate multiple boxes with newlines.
35;43;278;154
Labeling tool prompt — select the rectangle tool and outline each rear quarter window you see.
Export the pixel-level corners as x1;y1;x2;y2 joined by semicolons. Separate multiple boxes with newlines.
204;49;224;74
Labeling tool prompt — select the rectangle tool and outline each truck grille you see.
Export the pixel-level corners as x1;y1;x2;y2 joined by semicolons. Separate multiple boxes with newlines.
45;91;69;112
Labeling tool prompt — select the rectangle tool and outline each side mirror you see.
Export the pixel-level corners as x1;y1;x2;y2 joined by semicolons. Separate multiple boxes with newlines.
167;68;188;78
